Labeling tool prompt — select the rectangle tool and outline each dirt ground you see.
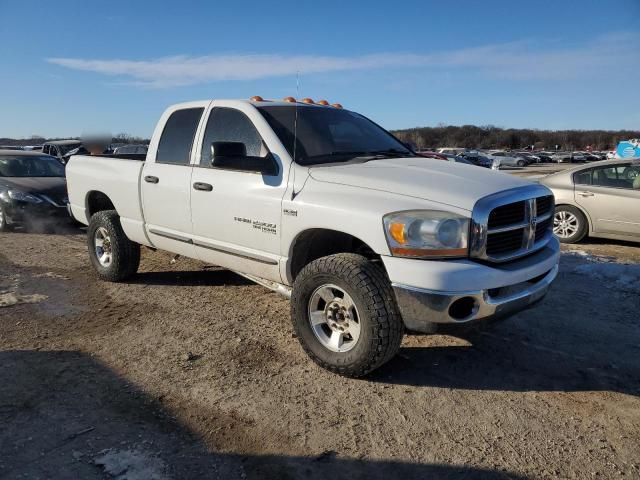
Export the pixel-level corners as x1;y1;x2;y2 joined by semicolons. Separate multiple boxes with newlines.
1;226;639;479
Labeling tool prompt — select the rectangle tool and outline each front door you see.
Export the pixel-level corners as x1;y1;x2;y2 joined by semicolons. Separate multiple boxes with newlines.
190;106;286;282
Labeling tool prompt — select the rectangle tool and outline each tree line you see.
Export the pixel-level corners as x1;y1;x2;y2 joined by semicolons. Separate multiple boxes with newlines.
392;125;640;151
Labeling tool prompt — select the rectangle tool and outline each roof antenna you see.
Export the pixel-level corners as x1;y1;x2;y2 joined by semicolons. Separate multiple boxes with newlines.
291;70;300;200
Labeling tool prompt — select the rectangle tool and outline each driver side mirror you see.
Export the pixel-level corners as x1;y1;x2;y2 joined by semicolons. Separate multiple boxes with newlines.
211;142;278;176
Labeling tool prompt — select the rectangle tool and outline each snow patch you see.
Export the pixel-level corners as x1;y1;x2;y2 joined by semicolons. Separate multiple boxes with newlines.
94;449;168;480
0;292;48;308
564;250;640;294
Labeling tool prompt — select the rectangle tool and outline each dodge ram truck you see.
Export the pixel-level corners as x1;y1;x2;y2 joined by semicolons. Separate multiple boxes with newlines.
66;97;560;377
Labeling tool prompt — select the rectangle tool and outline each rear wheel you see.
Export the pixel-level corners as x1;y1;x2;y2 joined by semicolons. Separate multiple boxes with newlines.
87;210;140;281
291;253;404;377
553;205;587;243
517;160;526;167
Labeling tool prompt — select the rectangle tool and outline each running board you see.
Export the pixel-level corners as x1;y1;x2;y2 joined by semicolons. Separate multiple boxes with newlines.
234;272;292;299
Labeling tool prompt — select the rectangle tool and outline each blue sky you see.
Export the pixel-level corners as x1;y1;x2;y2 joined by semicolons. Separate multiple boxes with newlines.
1;0;639;138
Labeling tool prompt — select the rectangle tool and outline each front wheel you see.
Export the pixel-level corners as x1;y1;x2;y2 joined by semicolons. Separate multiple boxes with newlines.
517;160;526;167
291;253;404;377
87;210;140;281
553;205;587;243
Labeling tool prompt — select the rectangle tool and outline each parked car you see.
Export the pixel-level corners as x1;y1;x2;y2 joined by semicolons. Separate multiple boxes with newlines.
66;97;559;377
457;152;493;168
541;159;640;243
42;140;82;163
486;151;528;167
113;144;149;155
0;150;70;231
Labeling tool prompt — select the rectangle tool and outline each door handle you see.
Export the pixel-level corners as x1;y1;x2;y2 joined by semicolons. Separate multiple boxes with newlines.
578;191;594;197
193;182;213;192
144;175;159;184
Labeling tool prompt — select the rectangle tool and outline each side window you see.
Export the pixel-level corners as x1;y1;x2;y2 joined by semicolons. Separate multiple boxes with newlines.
156;108;204;165
591;164;635;189
200;108;264;166
42;145;49;155
573;169;591;185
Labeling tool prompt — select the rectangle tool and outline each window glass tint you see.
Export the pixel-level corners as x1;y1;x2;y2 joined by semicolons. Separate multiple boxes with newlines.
200;108;263;166
573;170;591;185
156;108;203;165
258;106;411;166
591;164;639;189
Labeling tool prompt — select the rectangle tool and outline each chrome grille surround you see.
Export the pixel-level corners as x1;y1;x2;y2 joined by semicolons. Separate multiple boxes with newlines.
470;185;555;263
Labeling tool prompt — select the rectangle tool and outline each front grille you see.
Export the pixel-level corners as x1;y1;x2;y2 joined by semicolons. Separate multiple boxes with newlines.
535;217;552;241
488;201;525;228
471;187;555;263
487;228;524;255
536;195;553;216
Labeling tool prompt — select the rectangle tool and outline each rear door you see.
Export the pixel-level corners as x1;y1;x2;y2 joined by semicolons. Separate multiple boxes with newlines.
141;104;206;256
574;162;640;236
189;104;287;282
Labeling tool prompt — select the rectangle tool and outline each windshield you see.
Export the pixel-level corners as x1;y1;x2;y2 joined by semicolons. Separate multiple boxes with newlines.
258;106;412;165
0;155;65;177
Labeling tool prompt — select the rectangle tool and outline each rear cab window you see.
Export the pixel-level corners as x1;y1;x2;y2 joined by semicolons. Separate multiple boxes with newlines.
156;108;204;165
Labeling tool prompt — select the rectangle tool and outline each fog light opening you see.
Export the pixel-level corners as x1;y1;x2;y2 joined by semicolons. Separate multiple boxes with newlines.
448;297;477;321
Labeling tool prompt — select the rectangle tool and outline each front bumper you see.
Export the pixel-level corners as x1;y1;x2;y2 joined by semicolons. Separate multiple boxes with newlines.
386;238;560;332
2;199;71;225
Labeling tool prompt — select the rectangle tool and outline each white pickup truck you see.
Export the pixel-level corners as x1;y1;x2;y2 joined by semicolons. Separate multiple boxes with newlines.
67;97;560;377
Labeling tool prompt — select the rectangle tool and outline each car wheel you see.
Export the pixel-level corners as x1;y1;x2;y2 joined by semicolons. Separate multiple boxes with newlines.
517;160;526;167
553;206;587;243
87;210;140;281
291;253;404;377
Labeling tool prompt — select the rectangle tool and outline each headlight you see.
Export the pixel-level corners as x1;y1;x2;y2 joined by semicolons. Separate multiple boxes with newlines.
383;210;469;258
8;190;43;203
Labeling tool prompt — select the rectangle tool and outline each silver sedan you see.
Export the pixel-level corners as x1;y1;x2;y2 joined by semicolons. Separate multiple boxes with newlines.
540;159;640;243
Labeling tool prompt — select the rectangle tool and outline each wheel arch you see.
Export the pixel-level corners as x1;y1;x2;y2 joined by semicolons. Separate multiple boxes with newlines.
85;190;117;220
287;228;382;283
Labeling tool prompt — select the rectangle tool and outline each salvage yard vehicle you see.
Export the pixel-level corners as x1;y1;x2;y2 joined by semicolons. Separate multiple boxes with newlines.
66;97;560;377
542;159;640;244
42;140;82;163
0;150;69;231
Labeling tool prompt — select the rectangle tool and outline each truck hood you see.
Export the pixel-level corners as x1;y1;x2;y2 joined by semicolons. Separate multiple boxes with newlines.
308;157;533;211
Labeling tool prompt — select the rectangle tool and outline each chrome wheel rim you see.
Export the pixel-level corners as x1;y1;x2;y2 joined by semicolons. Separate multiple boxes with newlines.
308;284;361;353
94;227;113;267
553;211;579;238
0;207;4;227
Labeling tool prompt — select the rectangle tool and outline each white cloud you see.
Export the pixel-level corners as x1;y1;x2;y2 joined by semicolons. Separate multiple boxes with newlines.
47;33;638;88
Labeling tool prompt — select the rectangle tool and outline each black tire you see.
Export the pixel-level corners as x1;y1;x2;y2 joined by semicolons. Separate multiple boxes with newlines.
87;210;140;281
517;160;526;167
553;205;588;244
291;253;404;377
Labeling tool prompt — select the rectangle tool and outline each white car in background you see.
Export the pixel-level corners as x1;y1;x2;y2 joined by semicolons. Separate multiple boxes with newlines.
485;151;527;168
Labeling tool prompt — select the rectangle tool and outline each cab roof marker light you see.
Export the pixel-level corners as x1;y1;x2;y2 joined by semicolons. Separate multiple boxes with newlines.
301;98;315;104
317;100;330;106
283;96;297;103
249;95;264;102
331;103;343;109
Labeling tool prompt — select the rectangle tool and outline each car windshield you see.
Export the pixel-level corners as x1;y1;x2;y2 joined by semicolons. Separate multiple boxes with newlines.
258;105;413;165
0;155;65;177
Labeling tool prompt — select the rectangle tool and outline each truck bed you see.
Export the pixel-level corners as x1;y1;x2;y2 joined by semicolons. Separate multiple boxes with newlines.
66;154;146;227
